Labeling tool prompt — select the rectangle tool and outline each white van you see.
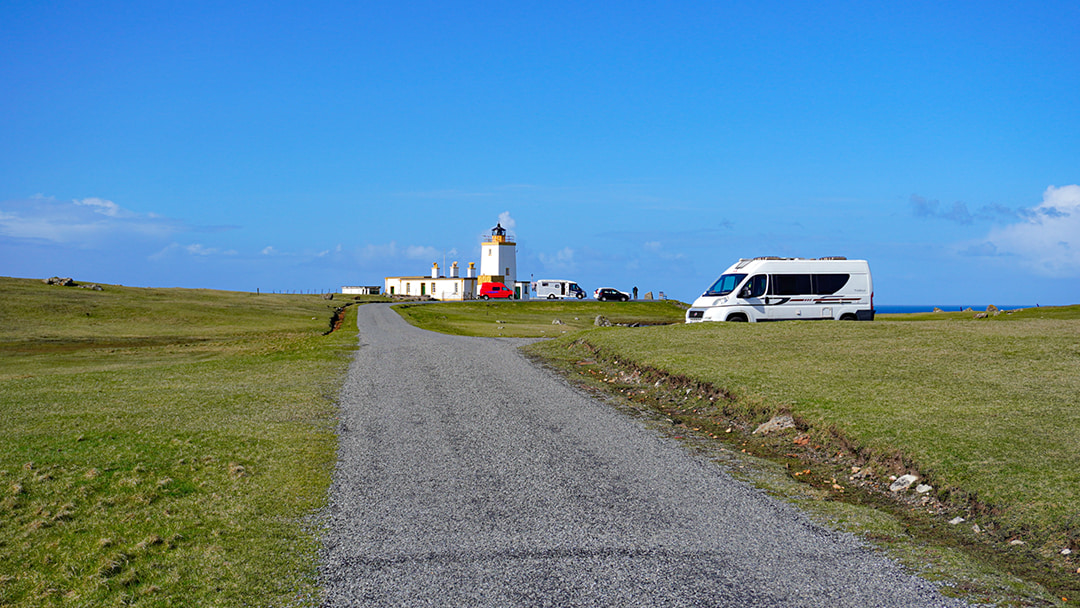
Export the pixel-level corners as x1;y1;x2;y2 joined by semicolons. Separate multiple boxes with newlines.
686;257;874;323
534;279;586;300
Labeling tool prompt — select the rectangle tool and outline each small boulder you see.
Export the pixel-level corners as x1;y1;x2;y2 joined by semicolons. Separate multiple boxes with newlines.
753;415;795;435
594;315;612;327
889;474;918;492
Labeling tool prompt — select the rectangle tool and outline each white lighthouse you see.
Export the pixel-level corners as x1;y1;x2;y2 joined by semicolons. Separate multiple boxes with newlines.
479;222;517;292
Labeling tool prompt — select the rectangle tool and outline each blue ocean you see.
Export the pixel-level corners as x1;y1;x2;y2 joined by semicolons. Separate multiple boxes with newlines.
876;305;1033;314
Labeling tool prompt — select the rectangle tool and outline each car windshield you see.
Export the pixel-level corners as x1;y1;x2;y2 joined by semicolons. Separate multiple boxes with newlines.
704;273;747;296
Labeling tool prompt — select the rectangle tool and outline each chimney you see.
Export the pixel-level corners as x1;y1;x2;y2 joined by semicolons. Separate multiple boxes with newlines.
467;262;476;278
431;262;439;279
450;261;459;278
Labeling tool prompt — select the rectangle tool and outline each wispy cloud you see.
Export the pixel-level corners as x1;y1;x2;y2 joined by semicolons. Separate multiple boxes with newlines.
643;241;685;261
538;247;576;271
961;185;1080;277
149;242;238;260
498;211;516;231
0;195;200;246
911;195;1019;225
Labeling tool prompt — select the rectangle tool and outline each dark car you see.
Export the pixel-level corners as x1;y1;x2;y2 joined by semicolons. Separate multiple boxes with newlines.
594;287;630;302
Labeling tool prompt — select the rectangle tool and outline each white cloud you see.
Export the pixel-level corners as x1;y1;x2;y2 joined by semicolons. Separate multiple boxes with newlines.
498;211;516;231
405;245;440;260
74;197;124;217
149;242;237;260
262;246;277;255
539;247;576;271
642;241;685;261
0;195;184;245
969;185;1080;277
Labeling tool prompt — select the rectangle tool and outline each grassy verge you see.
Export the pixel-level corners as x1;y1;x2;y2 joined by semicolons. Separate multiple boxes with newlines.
392;299;687;337
518;307;1080;606
0;277;362;607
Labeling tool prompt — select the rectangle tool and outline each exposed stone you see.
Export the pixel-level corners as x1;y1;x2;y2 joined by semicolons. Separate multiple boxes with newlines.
551;319;564;325
915;484;933;494
932;307;943;312
889;474;918;492
643;291;654;300
852;467;873;480
1009;539;1025;546
80;284;104;291
949;516;966;525
753;415;795;435
986;304;999;312
44;276;76;286
594;315;612;327
1062;548;1072;556
974;312;988;319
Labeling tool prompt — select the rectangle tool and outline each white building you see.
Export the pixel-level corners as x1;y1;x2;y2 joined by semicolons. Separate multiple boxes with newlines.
384;261;478;301
479;223;516;289
383;220;530;301
341;285;381;295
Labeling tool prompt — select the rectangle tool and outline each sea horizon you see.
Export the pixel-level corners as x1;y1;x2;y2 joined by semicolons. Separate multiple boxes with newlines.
876;304;1035;314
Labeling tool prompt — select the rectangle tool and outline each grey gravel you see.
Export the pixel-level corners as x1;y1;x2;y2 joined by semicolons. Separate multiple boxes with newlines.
319;304;967;607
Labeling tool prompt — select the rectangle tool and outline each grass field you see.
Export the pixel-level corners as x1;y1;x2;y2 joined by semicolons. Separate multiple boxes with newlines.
0;277;361;607
392;299;688;336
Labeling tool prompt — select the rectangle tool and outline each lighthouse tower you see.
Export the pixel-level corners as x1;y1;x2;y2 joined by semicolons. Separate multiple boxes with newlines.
479;222;517;293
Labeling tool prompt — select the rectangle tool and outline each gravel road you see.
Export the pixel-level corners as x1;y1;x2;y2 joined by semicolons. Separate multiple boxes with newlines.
319;304;966;607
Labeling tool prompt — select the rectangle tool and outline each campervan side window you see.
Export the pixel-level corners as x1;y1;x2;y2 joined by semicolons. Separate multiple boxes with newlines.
705;273;747;296
742;274;767;298
770;274;812;296
813;274;850;295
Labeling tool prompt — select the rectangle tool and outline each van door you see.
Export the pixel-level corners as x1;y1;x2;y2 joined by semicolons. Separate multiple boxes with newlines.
736;274;768;320
766;274;812;320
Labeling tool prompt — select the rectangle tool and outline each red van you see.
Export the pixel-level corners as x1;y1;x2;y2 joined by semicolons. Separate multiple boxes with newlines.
479;282;514;300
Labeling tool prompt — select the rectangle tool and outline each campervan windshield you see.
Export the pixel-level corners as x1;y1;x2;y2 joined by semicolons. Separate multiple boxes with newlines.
704;274;746;297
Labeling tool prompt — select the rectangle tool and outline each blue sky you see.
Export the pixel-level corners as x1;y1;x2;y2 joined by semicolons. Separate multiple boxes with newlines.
2;1;1078;305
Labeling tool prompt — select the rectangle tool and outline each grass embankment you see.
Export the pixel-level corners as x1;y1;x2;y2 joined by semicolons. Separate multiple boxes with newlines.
519;306;1080;605
0;277;364;607
393;299;687;336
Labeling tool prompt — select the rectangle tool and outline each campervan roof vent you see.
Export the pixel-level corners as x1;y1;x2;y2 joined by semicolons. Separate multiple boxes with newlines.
817;256;848;260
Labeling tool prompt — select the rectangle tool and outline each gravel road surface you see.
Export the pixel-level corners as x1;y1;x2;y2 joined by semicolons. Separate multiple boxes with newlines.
319;304;966;607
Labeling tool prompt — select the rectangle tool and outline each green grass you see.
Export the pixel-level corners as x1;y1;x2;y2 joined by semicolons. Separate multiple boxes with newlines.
392;299;687;337
0;277;358;607
521;306;1080;604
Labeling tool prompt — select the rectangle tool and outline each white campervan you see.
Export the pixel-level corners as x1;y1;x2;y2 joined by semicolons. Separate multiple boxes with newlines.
686;257;874;323
534;279;586;300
